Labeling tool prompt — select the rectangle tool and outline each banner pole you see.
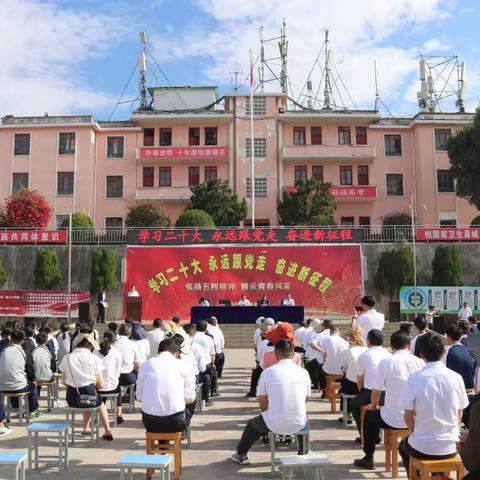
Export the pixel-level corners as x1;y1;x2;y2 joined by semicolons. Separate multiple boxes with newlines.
249;49;255;228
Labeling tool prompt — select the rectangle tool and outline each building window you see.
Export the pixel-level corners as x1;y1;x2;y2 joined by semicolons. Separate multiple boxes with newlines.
12;172;29;193
435;128;452;151
311;127;322;145
58;132;76;154
205;166;217;182
341;217;355;226
312;165;324;182
106;175;123;198
107;136;124;158
340;166;353;185
105;217;123;229
56;215;68;229
338;127;351;145
440;219;457;228
385;134;402;156
159;167;171;187
437;169;455;192
357;165;369;185
356;127;367;145
386;173;404;196
359;216;371;227
143;128;155;146
142;167;154;187
293;127;306;145
159;128;172;146
188;166;200;187
246;96;267;115
204;127;218;146
294;166;307;183
246;178;267;198
57;172;74;195
246;138;267;158
14;133;30;155
189;128;200;146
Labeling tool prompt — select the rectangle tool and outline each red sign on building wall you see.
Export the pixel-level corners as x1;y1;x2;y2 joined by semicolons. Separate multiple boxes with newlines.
0;230;67;244
139;147;230;159
416;228;480;241
329;186;377;199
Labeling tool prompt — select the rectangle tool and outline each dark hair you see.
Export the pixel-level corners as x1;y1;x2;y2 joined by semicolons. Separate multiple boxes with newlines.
298;320;306;328
171;334;184;349
390;330;411;350
77;337;94;351
306;318;312;327
275;339;294;357
362;295;375;308
207;317;217;325
153;318;162;329
367;329;383;346
25;327;35;338
468;316;477;325
1;326;12;339
171;316;181;325
196;320;208;332
99;339;111;357
36;332;48;345
107;322;118;333
322;319;333;329
458;321;469;335
125;316;133;324
428;305;435;310
446;324;463;342
414;316;428;331
158;337;181;355
416;331;445;362
119;324;131;337
399;322;412;336
183;324;196;335
41;326;52;335
11;329;25;344
103;330;117;343
330;325;340;335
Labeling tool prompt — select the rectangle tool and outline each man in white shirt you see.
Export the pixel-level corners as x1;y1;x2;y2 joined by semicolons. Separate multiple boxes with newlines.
231;340;311;465
194;320;218;404
320;326;349;378
459;302;473;321
207;317;226;378
199;297;210;307
304;319;332;394
294;320;306;353
351;329;391;439
127;285;140;297
353;330;424;470
399;331;469;473
237;294;251;306
116;324;141;386
282;293;295;306
136;337;195;433
352;295;385;340
147;318;165;359
253;317;265;352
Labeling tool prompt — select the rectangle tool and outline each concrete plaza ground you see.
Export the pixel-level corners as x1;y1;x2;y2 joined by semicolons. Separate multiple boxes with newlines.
0;349;407;480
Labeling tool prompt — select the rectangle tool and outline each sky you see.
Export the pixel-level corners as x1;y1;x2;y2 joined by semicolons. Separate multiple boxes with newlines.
0;0;479;119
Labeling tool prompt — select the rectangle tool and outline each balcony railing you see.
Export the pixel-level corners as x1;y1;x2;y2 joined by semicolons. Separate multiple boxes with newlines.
282;144;376;161
135;186;192;201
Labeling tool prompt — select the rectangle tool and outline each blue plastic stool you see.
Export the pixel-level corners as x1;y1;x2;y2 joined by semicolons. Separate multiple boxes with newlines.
117;453;173;480
0;452;27;480
27;422;70;471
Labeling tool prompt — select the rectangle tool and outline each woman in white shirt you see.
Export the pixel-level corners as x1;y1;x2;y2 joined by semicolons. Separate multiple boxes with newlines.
94;331;124;424
56;323;71;364
59;332;113;441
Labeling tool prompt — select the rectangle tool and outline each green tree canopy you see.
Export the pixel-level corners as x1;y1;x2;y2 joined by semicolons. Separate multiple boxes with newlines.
60;212;94;229
125;201;171;228
175;209;215;227
448;110;480;208
34;248;62;289
277;178;336;226
374;247;414;300
382;211;412;226
90;249;118;293
189;180;247;226
431;245;463;286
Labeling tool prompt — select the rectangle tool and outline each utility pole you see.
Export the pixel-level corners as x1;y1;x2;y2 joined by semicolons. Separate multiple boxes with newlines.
67;211;72;324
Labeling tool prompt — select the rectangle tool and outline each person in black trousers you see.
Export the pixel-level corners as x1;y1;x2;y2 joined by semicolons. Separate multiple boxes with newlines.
96;288;107;323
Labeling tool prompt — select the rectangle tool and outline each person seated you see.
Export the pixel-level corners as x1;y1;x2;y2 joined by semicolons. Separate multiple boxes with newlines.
351;329;391;441
107;322;118;335
459;400;480;479
353;330;424;470
194;320;218;405
198;297;210;307
94;331;124;424
56;323;71;364
468;316;478;333
0;326;12;353
445;324;475;390
281;293;295;306
399;332;469;473
0;329;39;416
32;332;56;391
136;337;195;433
257;295;270;307
237;294;251;306
169;316;182;333
351;295;385;340
40;325;58;360
60;332;113;440
319;325;349;386
130;321;150;364
116;324;141;387
147;318;165;359
24;327;37;354
304;319;331;395
410;316;429;357
261;322;301;369
340;327;367;423
231;340;311;465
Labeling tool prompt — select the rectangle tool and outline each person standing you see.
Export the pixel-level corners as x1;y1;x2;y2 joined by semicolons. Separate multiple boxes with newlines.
459;302;473;322
410;316;429;357
445;324;475;389
207;317;225;378
127;285;139;297
96;288;108;324
352;296;385;340
425;305;438;328
468;316;478;333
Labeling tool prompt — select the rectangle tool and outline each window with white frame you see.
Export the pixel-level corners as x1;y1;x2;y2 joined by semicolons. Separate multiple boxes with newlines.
386;173;404;196
107;136;124;158
106;175;123;198
246;177;267;198
12;172;29;193
435;129;452;151
385;134;402;156
58;132;76;154
14;133;30;155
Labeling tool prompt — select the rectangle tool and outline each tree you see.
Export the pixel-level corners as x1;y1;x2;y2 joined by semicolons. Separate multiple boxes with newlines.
125;201;170;228
34;248;62;289
277;178;336;226
2;190;51;228
90;249;118;293
374;247;414;302
175;209;215;227
307;214;337;226
448;110;480;208
431;245;463;286
382;211;412;226
189;179;247;226
60;212;94;229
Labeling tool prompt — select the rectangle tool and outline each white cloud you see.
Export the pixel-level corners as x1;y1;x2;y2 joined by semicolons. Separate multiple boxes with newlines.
422;38;451;52
151;0;456;113
0;0;127;116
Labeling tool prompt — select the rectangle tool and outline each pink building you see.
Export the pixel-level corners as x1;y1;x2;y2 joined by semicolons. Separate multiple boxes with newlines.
0;87;477;228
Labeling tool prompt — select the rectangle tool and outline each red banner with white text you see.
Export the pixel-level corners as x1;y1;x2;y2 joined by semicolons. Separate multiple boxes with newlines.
125;245;362;320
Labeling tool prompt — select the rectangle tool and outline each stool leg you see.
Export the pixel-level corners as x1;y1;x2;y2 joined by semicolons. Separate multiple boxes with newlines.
35;431;39;470
342;397;348;427
18;396;24;425
269;432;276;477
14;465;19;480
113;396;118;428
27;431;32;470
25;396;30;424
21;460;25;480
64;430;69;469
58;431;63;471
120;467;125;480
392;441;399;478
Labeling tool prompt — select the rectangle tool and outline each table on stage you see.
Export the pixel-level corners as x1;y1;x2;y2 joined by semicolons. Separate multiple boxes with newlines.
190;306;304;324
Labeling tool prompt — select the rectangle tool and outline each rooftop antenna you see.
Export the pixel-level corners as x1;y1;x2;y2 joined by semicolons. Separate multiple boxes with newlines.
323;30;333;110
374;60;393;117
230;69;242;92
138;31;149;111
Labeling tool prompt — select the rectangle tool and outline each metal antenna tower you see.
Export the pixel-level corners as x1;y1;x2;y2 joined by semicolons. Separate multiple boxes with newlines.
417;55;467;113
138;31;149;111
374;60;393;117
230;70;242;91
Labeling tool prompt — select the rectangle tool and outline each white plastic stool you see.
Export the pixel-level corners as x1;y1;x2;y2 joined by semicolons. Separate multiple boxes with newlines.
341;393;356;427
101;392;119;427
120;385;135;413
279;454;331;480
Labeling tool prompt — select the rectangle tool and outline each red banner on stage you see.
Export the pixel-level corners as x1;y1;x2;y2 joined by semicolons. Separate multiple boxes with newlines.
125;245;362;320
0;290;90;317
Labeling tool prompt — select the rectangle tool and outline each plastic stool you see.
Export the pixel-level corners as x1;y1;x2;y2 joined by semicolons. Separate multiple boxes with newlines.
65;406;99;443
0;452;27;480
279;454;331;480
2;392;30;425
101;392;119;427
117;453;172;480
27;422;69;471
